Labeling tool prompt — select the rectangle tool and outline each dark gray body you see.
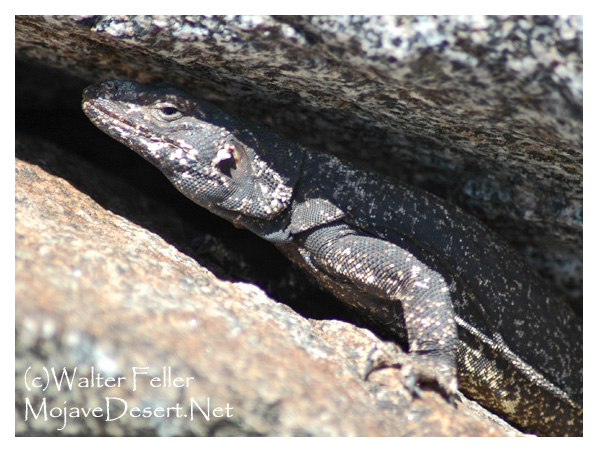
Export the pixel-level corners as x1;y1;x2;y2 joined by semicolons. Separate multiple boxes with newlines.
82;80;582;436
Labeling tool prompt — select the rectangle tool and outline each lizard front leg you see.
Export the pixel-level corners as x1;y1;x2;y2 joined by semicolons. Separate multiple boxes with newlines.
299;222;459;398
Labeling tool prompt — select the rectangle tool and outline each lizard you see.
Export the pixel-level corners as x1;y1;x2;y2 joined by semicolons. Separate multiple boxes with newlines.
82;80;583;436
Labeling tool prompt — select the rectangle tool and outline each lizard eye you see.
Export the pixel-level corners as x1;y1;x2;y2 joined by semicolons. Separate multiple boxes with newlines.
161;106;178;116
153;103;183;121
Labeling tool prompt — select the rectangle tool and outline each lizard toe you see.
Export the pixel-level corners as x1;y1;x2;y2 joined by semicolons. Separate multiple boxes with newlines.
364;342;458;402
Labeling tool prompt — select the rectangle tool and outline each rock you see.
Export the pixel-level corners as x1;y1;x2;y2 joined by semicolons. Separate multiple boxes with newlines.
15;15;582;436
15;135;519;436
15;15;582;310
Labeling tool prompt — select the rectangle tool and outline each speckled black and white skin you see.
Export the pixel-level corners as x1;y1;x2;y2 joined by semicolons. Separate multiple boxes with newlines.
82;80;582;436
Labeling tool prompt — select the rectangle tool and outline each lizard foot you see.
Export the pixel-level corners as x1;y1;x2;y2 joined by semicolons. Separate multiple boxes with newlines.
365;341;458;403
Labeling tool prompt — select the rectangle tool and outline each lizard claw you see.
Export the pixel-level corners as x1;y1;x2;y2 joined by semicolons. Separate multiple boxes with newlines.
364;341;406;379
365;341;458;403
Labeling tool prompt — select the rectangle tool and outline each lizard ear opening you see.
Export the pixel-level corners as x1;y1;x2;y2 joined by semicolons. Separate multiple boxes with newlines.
213;142;248;180
213;139;294;219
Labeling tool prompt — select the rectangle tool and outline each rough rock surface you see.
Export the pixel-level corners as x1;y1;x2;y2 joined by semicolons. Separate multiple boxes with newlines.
15;15;582;436
15;15;583;309
16;135;519;436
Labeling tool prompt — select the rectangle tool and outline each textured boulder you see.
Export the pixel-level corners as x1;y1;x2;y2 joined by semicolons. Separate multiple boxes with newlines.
15;15;581;436
16;135;518;436
15;15;582;308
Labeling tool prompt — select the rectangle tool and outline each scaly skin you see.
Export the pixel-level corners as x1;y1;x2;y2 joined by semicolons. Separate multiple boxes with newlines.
82;80;582;436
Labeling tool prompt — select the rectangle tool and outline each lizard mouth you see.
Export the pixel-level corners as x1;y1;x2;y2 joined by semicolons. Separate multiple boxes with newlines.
83;97;143;136
82;96;134;132
82;95;182;155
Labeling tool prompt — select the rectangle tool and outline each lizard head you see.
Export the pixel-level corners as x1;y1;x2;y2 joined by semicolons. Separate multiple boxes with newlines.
82;80;302;220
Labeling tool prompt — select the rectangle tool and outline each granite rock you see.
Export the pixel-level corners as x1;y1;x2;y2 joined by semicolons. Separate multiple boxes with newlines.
15;15;582;436
15;135;519;436
15;15;583;309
